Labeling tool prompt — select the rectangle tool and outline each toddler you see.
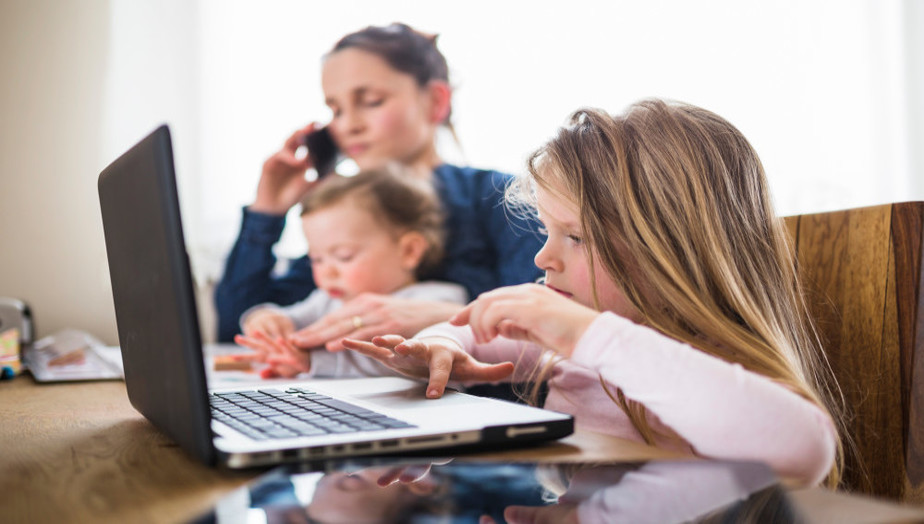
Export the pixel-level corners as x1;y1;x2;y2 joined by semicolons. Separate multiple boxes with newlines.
236;166;466;378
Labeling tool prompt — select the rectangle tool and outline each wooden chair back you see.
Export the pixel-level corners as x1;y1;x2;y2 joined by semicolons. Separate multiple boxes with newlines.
783;202;924;502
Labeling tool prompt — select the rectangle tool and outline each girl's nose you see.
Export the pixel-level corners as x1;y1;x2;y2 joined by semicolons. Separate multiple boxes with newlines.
534;241;561;273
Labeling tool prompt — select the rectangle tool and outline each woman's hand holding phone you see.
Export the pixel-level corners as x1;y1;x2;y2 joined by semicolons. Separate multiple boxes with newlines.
250;123;320;216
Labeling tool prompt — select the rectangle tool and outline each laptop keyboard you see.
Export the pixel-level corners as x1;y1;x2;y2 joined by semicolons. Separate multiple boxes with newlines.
209;387;415;441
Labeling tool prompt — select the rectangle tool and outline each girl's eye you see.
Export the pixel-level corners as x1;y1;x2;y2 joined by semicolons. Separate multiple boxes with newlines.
567;234;583;245
333;252;356;263
363;97;384;108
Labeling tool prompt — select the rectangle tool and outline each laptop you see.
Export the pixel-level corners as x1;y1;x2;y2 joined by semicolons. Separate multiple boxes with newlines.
97;125;573;468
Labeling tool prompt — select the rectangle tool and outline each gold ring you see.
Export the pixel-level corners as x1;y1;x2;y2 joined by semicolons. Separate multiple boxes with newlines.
351;316;363;329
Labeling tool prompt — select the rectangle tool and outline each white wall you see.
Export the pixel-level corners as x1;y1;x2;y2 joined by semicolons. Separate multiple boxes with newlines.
0;1;120;344
193;0;924;267
1;1;921;347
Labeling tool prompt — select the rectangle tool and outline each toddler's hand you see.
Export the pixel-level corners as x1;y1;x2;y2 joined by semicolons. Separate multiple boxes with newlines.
234;331;311;379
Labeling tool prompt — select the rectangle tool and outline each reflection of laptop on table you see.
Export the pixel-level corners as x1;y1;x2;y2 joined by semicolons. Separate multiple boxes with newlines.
97;125;573;468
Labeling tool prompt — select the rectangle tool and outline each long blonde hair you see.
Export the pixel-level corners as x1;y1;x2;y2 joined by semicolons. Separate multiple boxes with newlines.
510;99;845;486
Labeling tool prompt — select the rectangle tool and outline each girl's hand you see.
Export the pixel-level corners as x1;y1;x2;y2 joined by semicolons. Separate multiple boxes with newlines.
241;309;296;339
341;335;514;398
289;294;465;352
453;283;598;358
250;123;320;215
233;331;311;379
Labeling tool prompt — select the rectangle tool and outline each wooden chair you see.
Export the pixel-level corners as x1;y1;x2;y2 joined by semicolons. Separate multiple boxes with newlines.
783;202;924;503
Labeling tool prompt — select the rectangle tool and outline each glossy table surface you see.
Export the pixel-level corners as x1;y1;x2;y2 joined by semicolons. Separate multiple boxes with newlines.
2;374;923;523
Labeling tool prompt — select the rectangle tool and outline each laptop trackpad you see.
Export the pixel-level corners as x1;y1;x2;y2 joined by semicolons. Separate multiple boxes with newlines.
353;386;482;410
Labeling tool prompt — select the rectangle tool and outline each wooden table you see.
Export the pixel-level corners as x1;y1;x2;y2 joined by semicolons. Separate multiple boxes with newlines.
3;374;923;523
0;375;677;523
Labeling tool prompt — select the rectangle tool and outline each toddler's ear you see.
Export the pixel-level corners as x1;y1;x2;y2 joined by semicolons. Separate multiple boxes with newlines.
398;231;429;270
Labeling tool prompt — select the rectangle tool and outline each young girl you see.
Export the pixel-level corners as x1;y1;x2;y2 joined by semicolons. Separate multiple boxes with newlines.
234;167;466;379
214;23;543;346
343;100;843;487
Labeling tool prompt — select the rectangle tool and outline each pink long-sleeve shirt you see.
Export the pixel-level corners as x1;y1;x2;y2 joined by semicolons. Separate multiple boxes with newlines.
417;311;837;486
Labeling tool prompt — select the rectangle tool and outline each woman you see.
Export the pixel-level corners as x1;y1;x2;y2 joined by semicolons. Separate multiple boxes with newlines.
214;23;543;349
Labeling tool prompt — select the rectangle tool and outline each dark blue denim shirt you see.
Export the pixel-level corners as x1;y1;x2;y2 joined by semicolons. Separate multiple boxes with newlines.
213;164;545;342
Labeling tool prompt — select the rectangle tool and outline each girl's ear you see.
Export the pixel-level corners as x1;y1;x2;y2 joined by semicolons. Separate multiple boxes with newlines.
398;231;429;271
427;80;452;125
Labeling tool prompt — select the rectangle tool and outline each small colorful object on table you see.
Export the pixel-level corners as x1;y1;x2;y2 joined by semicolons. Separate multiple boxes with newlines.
0;327;21;379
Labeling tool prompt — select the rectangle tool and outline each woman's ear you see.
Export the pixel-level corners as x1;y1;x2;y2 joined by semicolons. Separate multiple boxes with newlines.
398;231;429;271
427;80;452;125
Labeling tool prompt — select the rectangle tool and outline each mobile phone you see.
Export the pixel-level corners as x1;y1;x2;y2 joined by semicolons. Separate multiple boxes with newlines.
303;126;341;178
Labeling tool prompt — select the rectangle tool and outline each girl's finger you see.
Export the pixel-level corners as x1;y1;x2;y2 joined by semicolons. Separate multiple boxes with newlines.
449;302;475;326
464;297;494;344
459;361;515;382
469;291;519;342
496;319;531;343
473;298;525;343
392;338;429;359
372;334;407;348
425;350;454;398
340;338;396;360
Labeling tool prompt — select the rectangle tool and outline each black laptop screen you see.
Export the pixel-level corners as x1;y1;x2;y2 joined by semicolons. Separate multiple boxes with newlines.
98;125;214;464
